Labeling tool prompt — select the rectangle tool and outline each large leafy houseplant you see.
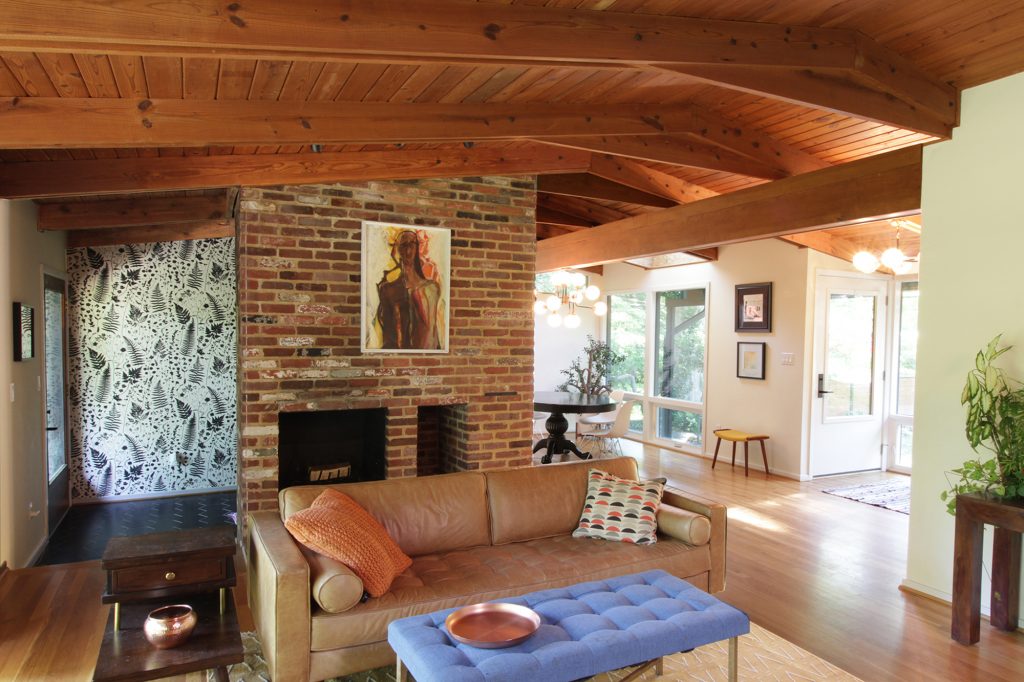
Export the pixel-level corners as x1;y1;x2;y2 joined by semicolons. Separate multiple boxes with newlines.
557;336;624;396
941;335;1024;514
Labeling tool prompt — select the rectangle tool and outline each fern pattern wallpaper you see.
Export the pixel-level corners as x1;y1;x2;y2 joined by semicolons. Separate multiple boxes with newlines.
67;238;237;500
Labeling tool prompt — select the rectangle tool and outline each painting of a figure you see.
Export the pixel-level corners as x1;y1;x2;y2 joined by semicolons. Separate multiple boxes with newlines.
361;221;450;353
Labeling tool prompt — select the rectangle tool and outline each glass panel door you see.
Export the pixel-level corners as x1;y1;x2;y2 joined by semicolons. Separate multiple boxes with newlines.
823;292;878;420
888;280;919;471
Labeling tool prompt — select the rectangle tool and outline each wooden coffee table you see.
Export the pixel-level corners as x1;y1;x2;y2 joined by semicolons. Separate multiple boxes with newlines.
92;591;242;682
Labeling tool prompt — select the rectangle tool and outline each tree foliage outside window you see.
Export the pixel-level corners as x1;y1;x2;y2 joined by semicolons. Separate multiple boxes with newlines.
606;292;646;393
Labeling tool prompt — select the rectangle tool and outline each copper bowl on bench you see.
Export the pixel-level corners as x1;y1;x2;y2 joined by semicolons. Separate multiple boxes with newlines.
143;604;197;649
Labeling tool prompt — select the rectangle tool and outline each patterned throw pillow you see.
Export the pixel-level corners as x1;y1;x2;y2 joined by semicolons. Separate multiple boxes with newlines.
285;488;412;597
573;469;666;544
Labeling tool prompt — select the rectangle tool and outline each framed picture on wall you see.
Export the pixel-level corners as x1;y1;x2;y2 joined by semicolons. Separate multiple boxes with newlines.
735;282;772;332
737;342;766;380
361;221;451;353
12;302;34;361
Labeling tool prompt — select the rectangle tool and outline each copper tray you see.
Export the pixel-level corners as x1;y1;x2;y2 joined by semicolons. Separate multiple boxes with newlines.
445;602;541;649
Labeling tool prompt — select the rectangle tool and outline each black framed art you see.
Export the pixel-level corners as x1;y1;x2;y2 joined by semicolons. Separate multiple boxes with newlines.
737;341;766;380
735;282;772;332
13;302;34;361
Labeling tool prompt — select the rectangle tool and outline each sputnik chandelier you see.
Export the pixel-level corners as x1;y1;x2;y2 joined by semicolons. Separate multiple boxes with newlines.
852;218;920;274
534;270;606;329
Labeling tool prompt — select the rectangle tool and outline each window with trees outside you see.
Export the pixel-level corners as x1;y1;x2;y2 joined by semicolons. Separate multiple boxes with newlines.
606;287;708;450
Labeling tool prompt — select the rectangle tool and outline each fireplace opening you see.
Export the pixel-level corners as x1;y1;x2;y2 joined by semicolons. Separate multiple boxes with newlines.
417;404;469;476
278;409;387;490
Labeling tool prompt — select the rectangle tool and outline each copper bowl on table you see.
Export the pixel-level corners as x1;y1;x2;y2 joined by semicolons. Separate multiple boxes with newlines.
143;604;197;649
445;602;541;649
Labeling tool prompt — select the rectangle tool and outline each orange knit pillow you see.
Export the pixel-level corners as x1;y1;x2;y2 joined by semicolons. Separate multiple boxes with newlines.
285;488;412;598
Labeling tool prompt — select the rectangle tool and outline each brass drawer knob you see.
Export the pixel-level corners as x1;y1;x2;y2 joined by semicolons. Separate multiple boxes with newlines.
165;571;176;581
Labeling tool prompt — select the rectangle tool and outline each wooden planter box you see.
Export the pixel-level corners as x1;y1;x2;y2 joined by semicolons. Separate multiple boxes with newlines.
952;492;1024;644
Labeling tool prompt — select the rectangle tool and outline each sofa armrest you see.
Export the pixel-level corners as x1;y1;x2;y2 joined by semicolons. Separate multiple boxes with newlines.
657;503;711;546
248;511;312;682
661;488;727;593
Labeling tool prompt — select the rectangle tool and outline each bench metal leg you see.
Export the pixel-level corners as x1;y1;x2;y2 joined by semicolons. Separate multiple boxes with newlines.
728;636;739;681
396;656;409;682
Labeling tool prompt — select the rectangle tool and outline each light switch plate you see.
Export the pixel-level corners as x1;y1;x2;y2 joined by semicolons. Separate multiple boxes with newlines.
781;352;795;366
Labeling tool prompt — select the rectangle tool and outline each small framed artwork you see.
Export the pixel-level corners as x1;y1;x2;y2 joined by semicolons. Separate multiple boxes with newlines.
361;221;451;353
735;282;772;332
13;302;34;361
737;342;766;380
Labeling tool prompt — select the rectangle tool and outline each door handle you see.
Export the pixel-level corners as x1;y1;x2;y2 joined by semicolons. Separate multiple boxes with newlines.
46;426;59;431
817;373;833;398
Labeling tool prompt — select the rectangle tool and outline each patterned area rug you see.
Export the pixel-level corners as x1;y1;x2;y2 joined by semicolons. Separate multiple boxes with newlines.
191;624;860;681
822;476;911;514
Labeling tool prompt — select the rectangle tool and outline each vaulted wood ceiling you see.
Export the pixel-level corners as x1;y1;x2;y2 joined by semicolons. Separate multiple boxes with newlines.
0;1;1021;263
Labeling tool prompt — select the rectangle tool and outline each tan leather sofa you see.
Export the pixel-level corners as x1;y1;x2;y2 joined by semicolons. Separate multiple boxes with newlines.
247;456;727;682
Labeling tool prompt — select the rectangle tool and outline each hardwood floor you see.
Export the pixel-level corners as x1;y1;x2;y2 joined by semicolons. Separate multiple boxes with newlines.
622;439;1024;682
1;444;1021;681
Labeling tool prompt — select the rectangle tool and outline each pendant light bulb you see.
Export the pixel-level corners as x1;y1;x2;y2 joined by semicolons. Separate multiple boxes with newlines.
545;294;562;312
533;299;547;315
584;285;601;301
593;301;608;316
852;251;881;274
880;247;907;271
564;313;581;329
547;313;563;328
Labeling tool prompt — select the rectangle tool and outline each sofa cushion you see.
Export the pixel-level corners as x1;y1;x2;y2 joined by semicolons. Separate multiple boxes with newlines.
280;471;490;556
309;534;710;652
285;489;412;597
486;456;640;545
573;468;665;544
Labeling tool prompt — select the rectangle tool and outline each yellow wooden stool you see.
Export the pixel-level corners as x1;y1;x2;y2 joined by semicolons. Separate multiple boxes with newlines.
712;429;770;477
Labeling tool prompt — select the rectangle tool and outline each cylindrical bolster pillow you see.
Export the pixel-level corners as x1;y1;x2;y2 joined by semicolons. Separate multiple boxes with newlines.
657;503;712;546
301;547;365;613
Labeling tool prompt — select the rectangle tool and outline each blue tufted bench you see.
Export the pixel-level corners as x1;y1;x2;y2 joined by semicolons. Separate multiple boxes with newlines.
387;569;750;682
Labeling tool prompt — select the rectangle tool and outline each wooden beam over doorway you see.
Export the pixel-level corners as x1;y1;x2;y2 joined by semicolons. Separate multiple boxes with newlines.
536;145;923;271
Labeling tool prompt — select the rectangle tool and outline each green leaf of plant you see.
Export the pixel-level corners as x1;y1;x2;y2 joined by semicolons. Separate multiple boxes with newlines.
977;351;986;371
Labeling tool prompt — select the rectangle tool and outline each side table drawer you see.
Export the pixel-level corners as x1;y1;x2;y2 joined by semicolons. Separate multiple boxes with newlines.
111;558;227;593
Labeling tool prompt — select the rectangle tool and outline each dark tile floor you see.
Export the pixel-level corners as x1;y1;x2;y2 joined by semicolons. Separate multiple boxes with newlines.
35;490;237;566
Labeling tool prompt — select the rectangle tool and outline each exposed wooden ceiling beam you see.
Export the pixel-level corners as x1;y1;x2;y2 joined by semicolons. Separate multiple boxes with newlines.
0;146;591;199
536;206;595;230
0;100;701;149
536;145;923;271
536;224;577;240
587;154;717;204
687;109;830;176
38;193;228;230
0;1;956;135
66;219;234;248
667;65;950;138
540;136;786;179
538;174;675;208
538;194;634;227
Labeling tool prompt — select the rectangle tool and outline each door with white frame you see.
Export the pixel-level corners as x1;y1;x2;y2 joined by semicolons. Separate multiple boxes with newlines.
810;272;888;476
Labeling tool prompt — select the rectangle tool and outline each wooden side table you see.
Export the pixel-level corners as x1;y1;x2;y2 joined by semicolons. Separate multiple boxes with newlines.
92;591;242;682
951;493;1023;645
101;526;237;631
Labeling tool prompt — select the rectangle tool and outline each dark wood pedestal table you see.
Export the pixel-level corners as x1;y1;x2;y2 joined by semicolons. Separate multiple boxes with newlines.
533;391;616;464
951;493;1023;645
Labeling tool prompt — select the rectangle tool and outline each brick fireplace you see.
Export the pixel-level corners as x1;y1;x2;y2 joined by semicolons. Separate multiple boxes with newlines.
237;176;537;521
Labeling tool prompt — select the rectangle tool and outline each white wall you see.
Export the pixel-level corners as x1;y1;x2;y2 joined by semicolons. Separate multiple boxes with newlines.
600;239;851;479
1;200;67;568
905;71;1024;621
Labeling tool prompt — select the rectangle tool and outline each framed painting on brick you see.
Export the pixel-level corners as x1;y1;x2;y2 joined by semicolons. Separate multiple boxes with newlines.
361;221;451;353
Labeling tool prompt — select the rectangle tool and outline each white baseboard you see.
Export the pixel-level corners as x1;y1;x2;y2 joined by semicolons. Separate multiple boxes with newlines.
900;578;1024;630
25;534;47;568
72;486;236;505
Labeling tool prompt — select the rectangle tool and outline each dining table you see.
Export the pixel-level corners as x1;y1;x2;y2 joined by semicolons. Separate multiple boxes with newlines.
532;391;617;464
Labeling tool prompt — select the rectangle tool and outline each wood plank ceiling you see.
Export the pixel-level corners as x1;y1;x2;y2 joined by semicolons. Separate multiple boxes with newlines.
0;1;1020;261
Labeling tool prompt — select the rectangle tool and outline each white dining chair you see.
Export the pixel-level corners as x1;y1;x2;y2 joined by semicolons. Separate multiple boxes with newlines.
579;400;637;457
577;390;625;437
